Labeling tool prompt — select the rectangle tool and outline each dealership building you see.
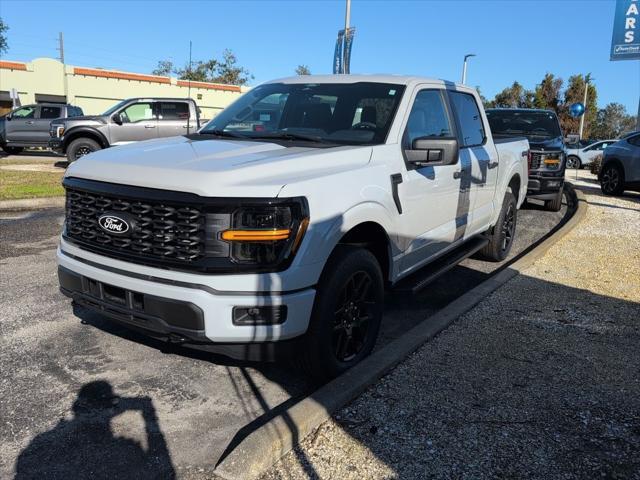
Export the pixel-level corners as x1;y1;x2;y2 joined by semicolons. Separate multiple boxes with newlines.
0;57;245;119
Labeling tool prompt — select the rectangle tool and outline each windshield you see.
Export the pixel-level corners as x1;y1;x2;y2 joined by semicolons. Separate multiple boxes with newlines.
486;110;562;139
102;100;130;116
201;82;406;145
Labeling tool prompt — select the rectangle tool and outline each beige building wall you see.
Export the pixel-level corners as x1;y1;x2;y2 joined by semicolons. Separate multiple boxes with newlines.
0;57;246;119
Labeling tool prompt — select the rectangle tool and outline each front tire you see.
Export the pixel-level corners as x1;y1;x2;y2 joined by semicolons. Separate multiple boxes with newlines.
2;146;24;155
600;163;624;196
566;156;581;169
478;191;517;262
67;137;101;162
299;246;384;381
544;188;564;212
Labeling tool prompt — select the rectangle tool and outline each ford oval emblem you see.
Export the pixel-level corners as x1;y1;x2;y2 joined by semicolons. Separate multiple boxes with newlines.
98;214;130;235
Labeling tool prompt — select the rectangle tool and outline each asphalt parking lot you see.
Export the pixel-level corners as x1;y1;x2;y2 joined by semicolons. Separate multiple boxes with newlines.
0;195;567;479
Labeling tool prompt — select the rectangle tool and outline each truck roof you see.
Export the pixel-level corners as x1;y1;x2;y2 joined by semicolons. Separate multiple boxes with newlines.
486;107;557;114
119;97;197;102
264;74;475;92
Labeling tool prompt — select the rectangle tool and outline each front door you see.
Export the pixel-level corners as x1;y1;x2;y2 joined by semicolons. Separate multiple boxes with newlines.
397;88;465;276
110;101;158;145
6;105;39;144
33;105;63;145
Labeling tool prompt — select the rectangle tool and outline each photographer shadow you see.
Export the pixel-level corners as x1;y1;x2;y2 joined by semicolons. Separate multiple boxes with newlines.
15;381;176;480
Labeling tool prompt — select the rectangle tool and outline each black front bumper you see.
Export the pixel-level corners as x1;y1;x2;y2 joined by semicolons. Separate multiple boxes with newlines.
58;266;299;362
527;172;565;200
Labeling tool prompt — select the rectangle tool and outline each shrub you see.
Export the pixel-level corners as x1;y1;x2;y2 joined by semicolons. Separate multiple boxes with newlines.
590;154;603;175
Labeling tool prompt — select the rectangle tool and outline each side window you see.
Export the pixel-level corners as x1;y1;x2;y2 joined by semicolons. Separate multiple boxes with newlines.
120;103;154;123
403;90;453;149
68;106;83;117
628;135;640;147
40;106;62;119
449;92;485;147
12;106;37;119
158;102;190;121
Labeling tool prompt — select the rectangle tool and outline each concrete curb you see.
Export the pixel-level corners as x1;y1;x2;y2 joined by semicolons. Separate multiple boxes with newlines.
0;196;65;212
215;185;588;480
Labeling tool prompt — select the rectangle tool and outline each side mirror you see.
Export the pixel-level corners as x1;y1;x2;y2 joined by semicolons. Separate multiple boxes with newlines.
112;113;123;125
406;137;459;167
5;114;11;121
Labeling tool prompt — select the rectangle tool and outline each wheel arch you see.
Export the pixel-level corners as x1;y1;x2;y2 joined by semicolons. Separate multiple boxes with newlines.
63;127;109;152
337;221;392;284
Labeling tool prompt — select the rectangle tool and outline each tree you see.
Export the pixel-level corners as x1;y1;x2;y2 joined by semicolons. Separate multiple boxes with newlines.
0;18;8;55
590;103;637;139
534;73;563;110
491;82;535;108
151;49;252;85
151;60;174;77
295;65;311;75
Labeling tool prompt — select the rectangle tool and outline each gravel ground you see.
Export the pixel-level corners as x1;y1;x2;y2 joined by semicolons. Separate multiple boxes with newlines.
263;171;640;480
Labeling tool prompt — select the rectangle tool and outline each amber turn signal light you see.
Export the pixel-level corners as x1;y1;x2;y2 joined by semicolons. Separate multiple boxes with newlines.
221;229;291;241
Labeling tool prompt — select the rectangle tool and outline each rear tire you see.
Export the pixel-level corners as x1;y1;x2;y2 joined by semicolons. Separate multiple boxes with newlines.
298;246;384;381
67;137;101;162
600;163;625;196
544;188;564;212
566;156;581;169
478;191;517;262
2;146;24;155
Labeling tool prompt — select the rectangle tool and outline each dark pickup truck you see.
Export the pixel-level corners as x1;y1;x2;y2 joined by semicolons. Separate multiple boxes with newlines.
49;98;202;162
0;103;84;154
486;108;566;211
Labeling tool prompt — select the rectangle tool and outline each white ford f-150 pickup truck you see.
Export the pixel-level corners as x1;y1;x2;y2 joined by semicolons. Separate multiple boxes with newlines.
58;75;529;379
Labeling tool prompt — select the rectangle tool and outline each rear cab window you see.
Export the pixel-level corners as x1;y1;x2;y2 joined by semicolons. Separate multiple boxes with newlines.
158;102;190;121
40;106;62;119
449;92;485;147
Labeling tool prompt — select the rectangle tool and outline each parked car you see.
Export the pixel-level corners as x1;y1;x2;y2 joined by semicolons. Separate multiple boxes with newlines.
598;133;640;195
565;139;616;169
486;108;566;211
57;75;528;380
49;98;201;162
0;103;84;154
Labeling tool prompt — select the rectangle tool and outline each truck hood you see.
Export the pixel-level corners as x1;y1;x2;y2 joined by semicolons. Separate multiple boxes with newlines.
65;135;373;197
526;136;565;152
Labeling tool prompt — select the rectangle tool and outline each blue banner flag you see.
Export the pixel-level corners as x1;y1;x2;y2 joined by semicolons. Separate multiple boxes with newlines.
610;0;640;60
343;28;356;74
333;30;345;74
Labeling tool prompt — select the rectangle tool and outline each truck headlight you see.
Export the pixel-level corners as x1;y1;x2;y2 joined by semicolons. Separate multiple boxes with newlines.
218;199;309;268
51;124;65;138
543;152;563;170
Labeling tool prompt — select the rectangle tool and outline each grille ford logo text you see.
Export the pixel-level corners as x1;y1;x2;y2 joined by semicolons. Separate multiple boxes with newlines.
98;214;130;234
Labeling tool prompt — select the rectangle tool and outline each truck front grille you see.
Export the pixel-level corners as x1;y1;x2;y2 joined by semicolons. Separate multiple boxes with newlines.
529;152;543;170
64;182;205;266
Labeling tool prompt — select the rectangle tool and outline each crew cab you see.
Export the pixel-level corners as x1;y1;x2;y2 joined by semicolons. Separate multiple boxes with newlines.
49;98;201;162
486;108;566;211
0;103;83;154
57;76;528;380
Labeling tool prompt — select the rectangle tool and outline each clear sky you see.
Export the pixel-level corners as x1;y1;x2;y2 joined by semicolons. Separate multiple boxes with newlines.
2;0;638;113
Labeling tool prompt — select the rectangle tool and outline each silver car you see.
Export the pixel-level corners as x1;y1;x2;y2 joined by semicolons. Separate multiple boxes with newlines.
566;139;616;169
599;133;640;195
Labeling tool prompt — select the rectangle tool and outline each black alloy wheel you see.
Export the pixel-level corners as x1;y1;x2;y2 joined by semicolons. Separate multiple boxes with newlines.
501;202;515;253
600;164;624;196
332;270;376;362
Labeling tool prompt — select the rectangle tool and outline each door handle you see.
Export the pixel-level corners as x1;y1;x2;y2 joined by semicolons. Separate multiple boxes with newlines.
488;161;499;169
26;121;35;125
144;125;156;129
453;171;462;179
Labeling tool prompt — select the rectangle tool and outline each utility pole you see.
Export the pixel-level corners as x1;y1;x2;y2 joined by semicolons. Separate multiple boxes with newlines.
578;76;589;139
461;54;475;84
187;40;192;135
57;32;69;101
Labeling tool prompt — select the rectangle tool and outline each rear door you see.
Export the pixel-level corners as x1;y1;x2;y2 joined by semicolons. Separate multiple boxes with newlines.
156;101;192;137
448;91;497;234
6;105;39;144
110;101;158;144
397;88;463;275
33;105;63;145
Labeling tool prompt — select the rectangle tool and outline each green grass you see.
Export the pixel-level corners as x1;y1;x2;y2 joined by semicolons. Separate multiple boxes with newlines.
0;169;65;200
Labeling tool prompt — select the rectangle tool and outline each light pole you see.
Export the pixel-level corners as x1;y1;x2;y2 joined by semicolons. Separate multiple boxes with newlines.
461;54;476;84
344;0;351;33
578;75;589;139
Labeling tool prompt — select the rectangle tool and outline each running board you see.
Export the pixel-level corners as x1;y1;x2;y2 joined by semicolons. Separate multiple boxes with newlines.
392;236;489;295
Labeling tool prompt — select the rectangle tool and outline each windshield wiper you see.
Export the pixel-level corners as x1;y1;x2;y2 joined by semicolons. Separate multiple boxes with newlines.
249;132;325;143
199;129;247;139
